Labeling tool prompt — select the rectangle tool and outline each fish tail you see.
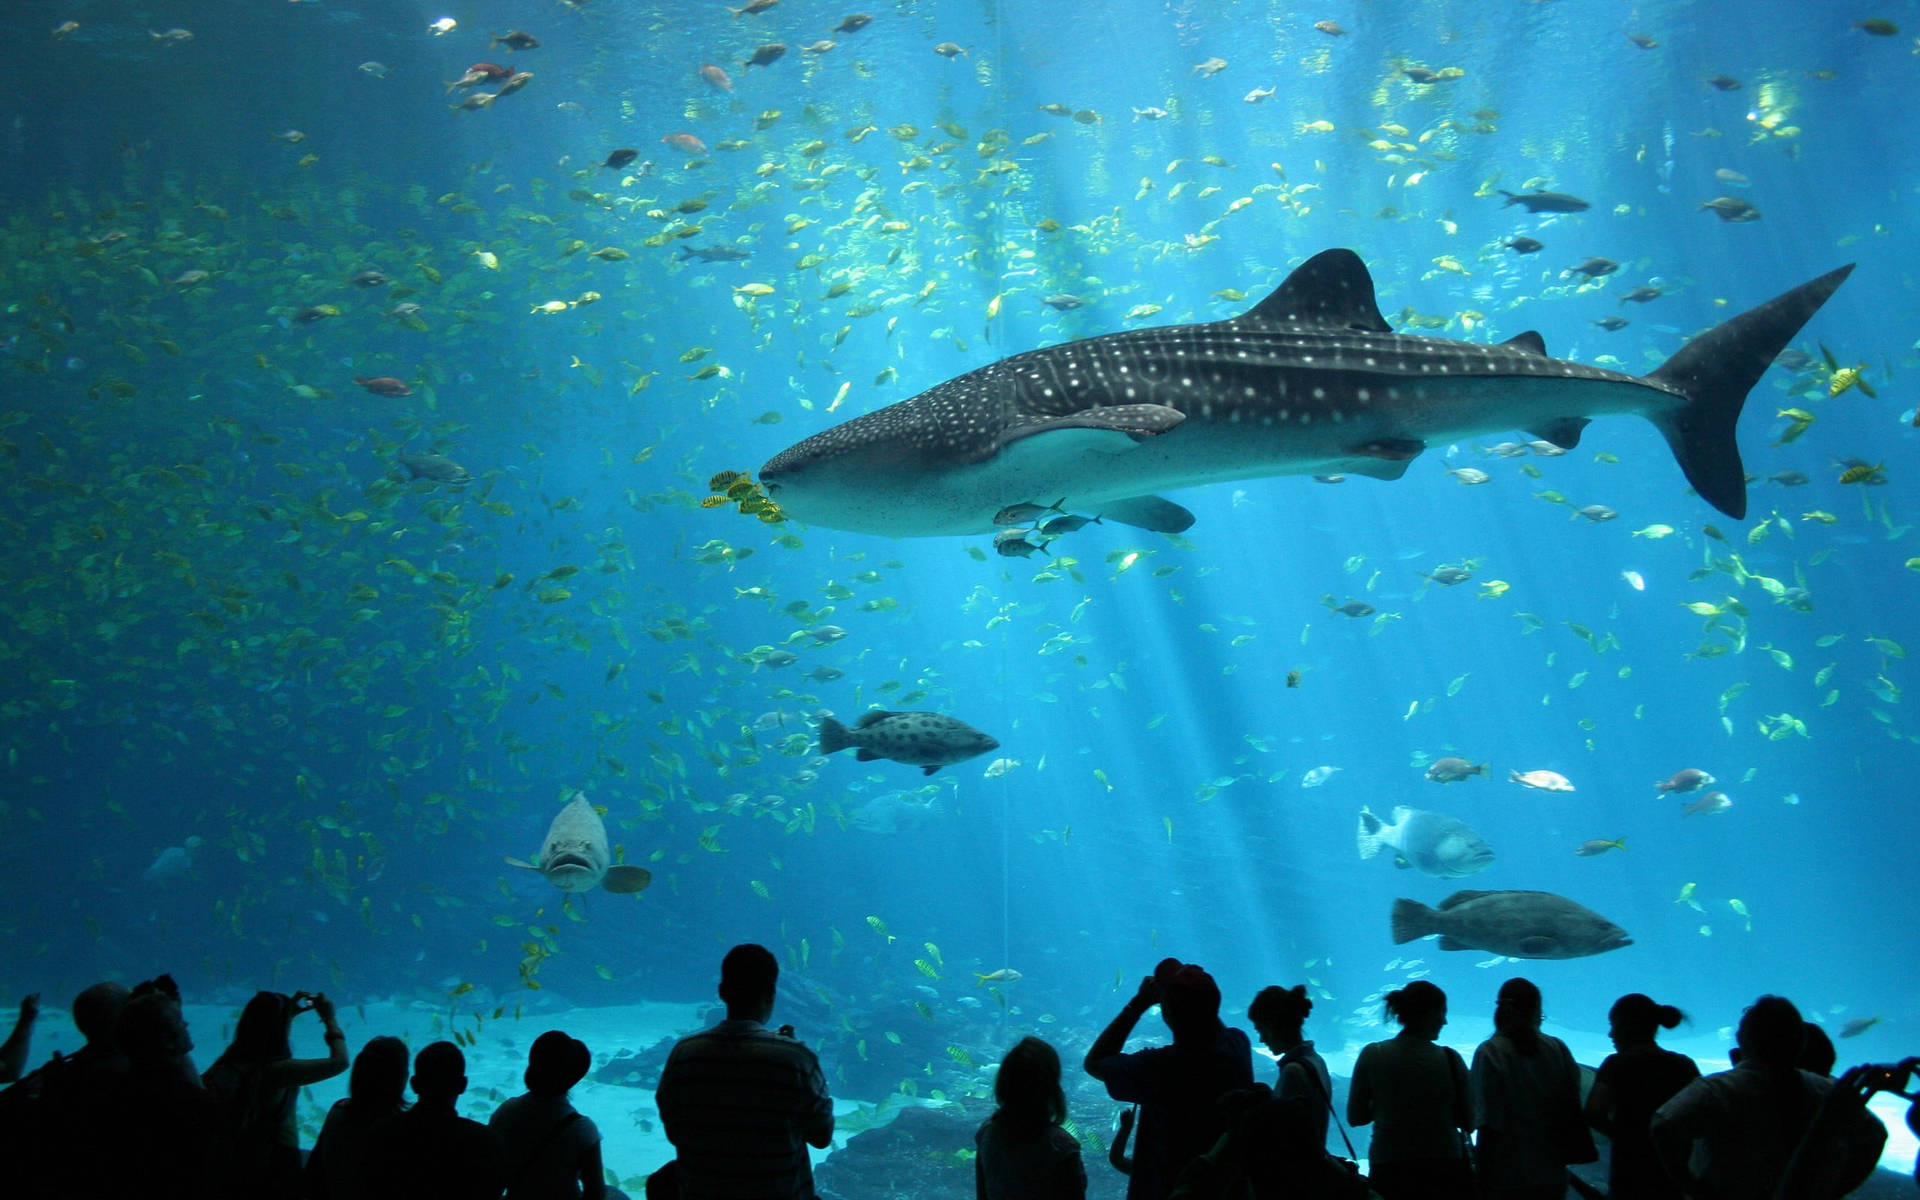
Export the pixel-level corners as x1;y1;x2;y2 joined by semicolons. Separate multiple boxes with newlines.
1355;807;1385;860
1389;898;1437;944
1646;263;1854;519
818;716;852;755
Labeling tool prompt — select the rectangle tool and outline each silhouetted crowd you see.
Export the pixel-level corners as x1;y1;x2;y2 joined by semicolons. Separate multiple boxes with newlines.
0;950;1912;1200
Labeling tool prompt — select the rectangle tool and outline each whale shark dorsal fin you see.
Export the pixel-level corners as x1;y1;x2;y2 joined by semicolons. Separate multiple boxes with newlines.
1242;248;1392;333
1502;330;1549;356
504;855;539;871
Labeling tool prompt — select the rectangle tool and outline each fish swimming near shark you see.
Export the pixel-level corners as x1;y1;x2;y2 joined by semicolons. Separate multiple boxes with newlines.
506;791;652;894
759;248;1851;537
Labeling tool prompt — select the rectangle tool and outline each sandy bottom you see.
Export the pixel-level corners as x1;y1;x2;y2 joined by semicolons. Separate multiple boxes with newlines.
13;1001;1915;1185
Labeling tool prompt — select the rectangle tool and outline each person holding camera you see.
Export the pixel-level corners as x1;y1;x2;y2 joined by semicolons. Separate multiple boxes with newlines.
201;988;351;1195
655;943;834;1200
1651;995;1886;1200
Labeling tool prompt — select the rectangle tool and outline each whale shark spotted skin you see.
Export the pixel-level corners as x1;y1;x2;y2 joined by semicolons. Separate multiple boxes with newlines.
507;791;651;895
760;248;1852;538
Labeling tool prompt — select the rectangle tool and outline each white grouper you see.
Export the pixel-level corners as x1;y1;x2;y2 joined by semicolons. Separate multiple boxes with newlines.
1356;805;1494;878
759;248;1852;536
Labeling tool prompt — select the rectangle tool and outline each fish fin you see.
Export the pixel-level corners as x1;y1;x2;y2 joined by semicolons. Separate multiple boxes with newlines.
602;865;652;894
1101;495;1195;533
1501;331;1548;356
1242;248;1392;332
1390;898;1437;943
819;716;852;754
504;856;538;870
1615;837;1627;850
1355;437;1425;463
1356;807;1383;859
1646;263;1853;520
921;764;939;775
855;710;899;728
1437;890;1498;909
1436;935;1471;951
1527;417;1590;449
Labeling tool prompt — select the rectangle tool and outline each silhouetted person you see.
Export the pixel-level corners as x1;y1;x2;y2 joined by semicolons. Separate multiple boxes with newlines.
0;993;38;1082
1798;1022;1836;1076
656;943;834;1200
1471;978;1586;1200
976;1035;1087;1200
1249;984;1332;1149
1584;993;1698;1200
308;1035;411;1200
202;988;350;1194
110;975;218;1200
1651;995;1885;1200
1085;957;1254;1200
1235;983;1337;1200
366;1040;509;1200
1347;980;1472;1200
491;1030;627;1200
3;981;129;1198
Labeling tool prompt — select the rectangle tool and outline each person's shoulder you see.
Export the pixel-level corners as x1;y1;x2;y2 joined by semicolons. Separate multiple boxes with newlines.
1045;1124;1083;1155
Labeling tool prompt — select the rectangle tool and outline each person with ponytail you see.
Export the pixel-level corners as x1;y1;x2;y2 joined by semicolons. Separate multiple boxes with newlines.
1347;980;1472;1200
1469;978;1586;1200
1584;993;1699;1200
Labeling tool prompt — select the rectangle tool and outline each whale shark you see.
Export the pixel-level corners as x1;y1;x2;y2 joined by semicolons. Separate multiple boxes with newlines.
507;791;652;894
759;249;1851;537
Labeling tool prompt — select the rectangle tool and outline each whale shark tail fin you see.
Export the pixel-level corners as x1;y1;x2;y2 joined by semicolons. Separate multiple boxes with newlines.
1647;263;1853;520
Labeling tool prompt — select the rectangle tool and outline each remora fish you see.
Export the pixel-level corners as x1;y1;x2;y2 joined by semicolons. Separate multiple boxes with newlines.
1391;889;1630;959
1357;805;1494;878
506;791;652;894
759;249;1851;536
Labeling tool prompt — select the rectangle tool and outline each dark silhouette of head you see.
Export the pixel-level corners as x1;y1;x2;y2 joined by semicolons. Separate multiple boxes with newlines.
1797;1021;1836;1076
350;1036;411;1114
116;990;193;1069
1248;984;1312;1049
526;1030;592;1097
993;1036;1066;1133
1495;977;1543;1051
719;943;779;1017
1153;958;1222;1046
412;1040;468;1104
72;982;131;1047
1735;995;1805;1068
1609;993;1685;1043
225;991;297;1063
1384;980;1447;1036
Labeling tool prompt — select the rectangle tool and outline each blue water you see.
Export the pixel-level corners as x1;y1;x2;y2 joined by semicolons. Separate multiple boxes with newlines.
2;0;1915;1184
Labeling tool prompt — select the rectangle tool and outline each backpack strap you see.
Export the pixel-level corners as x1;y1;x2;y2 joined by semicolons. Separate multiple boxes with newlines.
1282;1048;1359;1160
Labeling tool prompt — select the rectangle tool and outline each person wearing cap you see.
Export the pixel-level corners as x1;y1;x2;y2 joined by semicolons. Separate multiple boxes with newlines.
1085;957;1254;1200
490;1030;626;1199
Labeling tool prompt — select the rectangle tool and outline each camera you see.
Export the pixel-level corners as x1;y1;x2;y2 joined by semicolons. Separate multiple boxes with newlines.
1860;1057;1919;1101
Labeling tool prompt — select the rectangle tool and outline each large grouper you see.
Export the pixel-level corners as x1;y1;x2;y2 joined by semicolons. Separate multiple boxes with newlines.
759;248;1852;536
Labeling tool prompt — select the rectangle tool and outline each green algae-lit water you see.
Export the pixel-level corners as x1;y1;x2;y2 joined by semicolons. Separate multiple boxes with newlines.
2;1;1915;1193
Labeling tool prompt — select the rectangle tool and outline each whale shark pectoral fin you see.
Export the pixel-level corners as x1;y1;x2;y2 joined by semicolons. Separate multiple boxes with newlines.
1340;438;1426;480
505;856;539;870
601;865;652;895
1100;495;1195;533
1527;417;1591;450
1001;403;1185;448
